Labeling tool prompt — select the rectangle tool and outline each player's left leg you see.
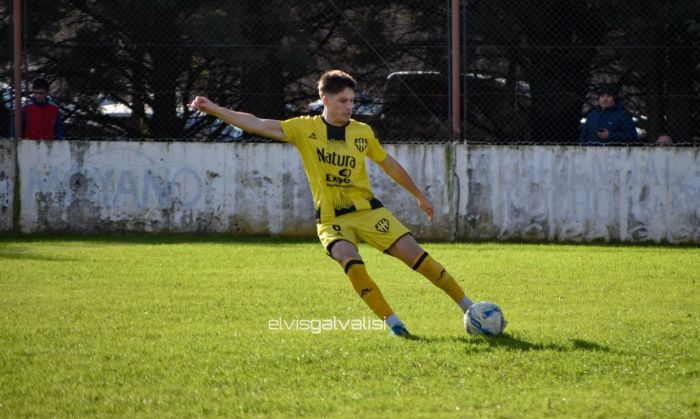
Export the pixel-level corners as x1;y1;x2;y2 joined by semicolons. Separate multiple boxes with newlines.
386;234;473;313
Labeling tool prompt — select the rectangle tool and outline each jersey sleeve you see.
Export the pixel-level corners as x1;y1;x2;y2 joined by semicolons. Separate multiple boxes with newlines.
366;128;388;163
279;117;303;145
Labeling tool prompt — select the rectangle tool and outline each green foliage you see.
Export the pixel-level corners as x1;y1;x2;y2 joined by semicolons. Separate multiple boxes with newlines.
2;1;698;142
1;1;449;140
1;236;698;417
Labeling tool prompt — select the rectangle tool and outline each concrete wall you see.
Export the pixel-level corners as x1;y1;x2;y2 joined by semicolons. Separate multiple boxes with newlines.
16;140;314;235
371;144;457;240
3;139;699;243
0;141;15;232
456;146;700;243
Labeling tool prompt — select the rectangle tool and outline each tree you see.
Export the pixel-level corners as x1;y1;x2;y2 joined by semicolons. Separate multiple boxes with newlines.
596;0;700;142
0;1;458;141
465;0;604;143
464;0;700;144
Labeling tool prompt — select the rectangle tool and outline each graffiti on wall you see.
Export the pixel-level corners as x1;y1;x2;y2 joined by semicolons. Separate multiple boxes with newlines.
464;148;700;243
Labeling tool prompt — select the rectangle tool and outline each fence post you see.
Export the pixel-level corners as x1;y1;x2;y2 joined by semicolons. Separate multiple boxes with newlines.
450;0;461;140
11;0;22;233
12;0;22;139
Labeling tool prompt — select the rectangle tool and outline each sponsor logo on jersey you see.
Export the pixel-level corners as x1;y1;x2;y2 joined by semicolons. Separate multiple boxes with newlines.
308;133;317;140
354;138;368;152
374;218;390;233
326;174;352;184
325;167;353;185
316;147;356;169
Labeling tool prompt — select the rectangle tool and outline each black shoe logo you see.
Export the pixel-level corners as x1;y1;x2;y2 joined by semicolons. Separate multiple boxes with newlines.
361;288;373;297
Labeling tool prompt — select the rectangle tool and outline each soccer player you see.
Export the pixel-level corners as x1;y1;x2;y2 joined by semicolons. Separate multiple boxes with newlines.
189;70;473;337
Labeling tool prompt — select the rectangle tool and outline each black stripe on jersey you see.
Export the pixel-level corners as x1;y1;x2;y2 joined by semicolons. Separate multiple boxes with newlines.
322;116;347;143
314;198;384;222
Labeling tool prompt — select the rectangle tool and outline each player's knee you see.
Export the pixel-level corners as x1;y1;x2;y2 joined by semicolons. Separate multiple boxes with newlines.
388;234;424;264
343;258;364;274
329;240;359;263
413;252;447;282
411;251;431;271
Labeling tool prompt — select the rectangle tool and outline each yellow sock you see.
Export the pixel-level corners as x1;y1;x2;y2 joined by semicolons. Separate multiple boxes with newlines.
344;260;394;320
412;252;466;304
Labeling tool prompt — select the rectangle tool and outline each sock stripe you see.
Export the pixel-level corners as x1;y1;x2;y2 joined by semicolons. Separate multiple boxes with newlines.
411;252;429;271
344;259;365;274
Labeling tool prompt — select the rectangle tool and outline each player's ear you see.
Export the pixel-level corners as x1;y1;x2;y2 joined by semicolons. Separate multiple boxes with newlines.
321;94;331;107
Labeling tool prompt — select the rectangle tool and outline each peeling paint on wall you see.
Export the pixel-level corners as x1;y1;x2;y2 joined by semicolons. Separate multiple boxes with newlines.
0;140;15;232
456;145;700;244
8;140;700;244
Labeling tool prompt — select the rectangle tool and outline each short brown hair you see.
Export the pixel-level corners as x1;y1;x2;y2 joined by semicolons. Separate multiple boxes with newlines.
318;70;356;97
32;77;50;91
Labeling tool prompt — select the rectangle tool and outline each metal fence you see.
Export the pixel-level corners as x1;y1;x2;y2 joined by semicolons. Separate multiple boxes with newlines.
2;0;699;145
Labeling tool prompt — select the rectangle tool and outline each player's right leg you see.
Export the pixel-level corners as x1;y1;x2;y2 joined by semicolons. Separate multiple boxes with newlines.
386;234;473;313
317;222;409;336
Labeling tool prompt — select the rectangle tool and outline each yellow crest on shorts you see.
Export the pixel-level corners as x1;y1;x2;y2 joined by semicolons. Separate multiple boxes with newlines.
374;218;390;233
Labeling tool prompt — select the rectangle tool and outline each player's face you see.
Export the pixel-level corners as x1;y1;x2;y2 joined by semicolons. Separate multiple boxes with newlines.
322;87;355;125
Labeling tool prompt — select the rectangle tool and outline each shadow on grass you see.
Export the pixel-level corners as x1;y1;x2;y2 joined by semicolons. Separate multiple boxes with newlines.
0;248;81;262
1;233;696;249
0;233;316;246
406;333;611;353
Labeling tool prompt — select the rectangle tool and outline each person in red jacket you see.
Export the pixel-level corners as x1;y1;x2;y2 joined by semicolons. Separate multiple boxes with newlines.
20;77;64;140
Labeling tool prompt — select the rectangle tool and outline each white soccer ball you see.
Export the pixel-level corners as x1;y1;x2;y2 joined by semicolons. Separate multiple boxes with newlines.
464;301;506;337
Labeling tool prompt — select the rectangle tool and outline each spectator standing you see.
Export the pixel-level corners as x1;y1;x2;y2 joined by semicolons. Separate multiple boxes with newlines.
579;83;637;145
19;78;64;140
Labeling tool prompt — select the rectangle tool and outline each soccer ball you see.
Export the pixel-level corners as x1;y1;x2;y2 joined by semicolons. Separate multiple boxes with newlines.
464;301;506;337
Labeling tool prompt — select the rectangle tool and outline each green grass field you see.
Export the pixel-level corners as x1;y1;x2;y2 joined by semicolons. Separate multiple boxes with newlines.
0;235;698;418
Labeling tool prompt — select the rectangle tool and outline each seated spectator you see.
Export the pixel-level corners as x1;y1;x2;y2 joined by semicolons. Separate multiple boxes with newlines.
655;133;673;146
579;83;637;145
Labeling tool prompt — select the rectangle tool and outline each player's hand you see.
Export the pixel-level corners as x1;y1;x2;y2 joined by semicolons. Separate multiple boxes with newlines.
189;96;217;115
417;195;434;221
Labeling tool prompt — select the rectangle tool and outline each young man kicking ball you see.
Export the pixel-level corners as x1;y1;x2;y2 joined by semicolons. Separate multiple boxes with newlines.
190;70;473;337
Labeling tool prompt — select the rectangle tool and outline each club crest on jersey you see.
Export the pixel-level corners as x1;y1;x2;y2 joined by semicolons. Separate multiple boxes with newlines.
354;138;368;152
374;218;390;233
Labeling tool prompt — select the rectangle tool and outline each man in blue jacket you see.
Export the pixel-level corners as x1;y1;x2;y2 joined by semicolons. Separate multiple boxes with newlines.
579;83;637;145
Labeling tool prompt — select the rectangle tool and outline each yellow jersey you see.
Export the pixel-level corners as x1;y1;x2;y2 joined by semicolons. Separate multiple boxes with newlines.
280;115;388;222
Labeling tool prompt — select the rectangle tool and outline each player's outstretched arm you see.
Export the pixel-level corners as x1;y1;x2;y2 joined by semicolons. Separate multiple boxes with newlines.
189;96;286;141
378;154;434;221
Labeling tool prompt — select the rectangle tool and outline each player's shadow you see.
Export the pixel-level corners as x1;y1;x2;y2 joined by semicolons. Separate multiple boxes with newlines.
409;334;611;353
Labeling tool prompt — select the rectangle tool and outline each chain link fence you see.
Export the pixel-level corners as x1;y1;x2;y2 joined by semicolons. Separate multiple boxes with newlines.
1;0;699;145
